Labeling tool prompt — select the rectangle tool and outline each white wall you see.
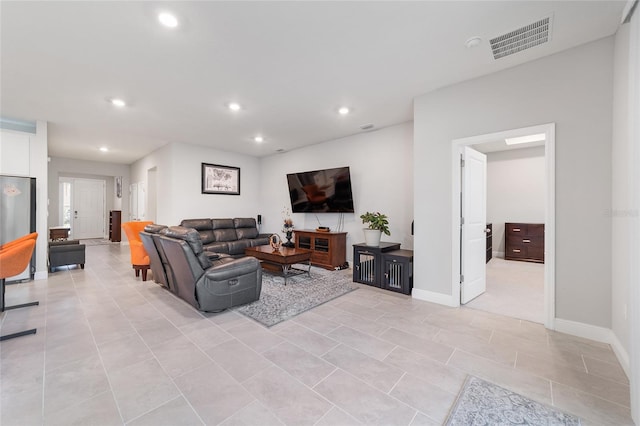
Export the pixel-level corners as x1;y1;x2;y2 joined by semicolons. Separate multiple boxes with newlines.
131;142;262;227
486;146;545;257
259;122;414;262
414;37;613;328
48;157;130;230
612;6;640;422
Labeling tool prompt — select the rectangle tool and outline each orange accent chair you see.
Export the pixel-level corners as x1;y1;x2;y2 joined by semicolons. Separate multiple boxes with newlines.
122;221;153;281
0;232;38;251
1;233;39;341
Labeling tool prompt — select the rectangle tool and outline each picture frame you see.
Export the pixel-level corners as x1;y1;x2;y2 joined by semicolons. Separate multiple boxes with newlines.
201;163;240;195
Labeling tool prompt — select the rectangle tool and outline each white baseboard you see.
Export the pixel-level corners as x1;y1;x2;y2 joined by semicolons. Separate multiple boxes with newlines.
554;318;630;378
34;271;48;280
412;288;459;307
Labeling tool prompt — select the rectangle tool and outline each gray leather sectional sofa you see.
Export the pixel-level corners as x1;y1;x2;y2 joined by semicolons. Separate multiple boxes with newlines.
140;224;262;312
180;218;271;257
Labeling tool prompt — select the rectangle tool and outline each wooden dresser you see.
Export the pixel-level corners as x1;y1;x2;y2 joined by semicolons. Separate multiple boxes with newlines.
505;222;544;263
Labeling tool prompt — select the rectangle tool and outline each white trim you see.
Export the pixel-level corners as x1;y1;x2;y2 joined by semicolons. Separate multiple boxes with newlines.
451;123;556;329
34;271;48;281
412;288;458;307
611;333;632;379
493;251;505;259
544;124;556;329
555;318;630;379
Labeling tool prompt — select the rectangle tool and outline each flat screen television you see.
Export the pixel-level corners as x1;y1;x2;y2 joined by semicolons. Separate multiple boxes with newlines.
286;166;355;213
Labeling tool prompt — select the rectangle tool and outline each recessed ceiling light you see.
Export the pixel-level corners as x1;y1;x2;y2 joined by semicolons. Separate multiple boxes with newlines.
110;98;126;108
505;133;546;145
254;135;264;143
99;147;109;152
465;36;482;48
228;102;242;112
158;12;178;28
338;106;350;115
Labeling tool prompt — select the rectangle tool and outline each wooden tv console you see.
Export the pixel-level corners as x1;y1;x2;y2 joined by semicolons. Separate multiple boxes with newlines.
294;229;347;270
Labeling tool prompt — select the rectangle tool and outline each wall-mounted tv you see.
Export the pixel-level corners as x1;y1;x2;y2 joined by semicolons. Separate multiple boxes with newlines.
286;166;355;213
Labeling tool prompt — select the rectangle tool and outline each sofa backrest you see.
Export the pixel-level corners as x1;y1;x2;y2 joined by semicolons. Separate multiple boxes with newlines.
180;219;215;245
157;232;201;309
234;218;259;239
180;218;260;243
140;224;168;287
162;226;212;270
211;219;237;242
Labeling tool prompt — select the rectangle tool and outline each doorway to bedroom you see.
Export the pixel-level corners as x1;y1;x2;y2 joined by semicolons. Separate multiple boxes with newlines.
452;123;555;327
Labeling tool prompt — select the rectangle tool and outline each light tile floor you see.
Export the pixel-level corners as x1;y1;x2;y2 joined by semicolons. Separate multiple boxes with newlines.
0;244;633;425
465;257;544;323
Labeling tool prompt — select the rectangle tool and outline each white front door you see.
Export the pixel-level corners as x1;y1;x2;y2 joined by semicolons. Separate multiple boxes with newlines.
72;178;106;239
461;146;487;304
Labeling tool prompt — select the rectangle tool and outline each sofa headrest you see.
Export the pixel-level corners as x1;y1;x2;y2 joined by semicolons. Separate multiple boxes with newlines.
180;219;213;231
161;226;212;269
233;218;257;229
211;219;235;230
144;224;168;234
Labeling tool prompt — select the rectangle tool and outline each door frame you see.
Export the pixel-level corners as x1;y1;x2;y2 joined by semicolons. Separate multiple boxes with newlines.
450;123;556;329
59;176;107;239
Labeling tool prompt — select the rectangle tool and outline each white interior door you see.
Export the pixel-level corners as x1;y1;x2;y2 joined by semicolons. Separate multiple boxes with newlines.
72;178;106;239
461;146;487;304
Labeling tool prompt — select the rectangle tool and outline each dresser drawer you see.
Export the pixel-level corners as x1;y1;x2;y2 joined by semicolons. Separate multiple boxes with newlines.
506;223;527;234
507;236;543;247
506;246;528;259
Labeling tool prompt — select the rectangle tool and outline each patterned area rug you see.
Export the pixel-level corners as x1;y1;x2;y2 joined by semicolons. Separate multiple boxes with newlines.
235;266;356;327
446;376;581;425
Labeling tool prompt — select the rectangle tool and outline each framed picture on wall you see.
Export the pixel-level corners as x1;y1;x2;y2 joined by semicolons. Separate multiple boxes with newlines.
201;163;240;195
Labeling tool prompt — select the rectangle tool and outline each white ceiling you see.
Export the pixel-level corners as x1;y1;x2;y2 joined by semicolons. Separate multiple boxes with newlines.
0;1;626;164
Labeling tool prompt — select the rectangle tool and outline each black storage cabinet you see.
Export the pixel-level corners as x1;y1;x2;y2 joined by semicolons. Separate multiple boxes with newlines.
353;242;400;287
382;249;413;295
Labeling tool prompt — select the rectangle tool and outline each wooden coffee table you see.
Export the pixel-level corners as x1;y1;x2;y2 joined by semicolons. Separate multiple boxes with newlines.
245;245;312;285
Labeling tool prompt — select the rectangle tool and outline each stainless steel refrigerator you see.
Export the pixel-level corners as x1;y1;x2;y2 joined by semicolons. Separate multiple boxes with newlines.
0;175;36;282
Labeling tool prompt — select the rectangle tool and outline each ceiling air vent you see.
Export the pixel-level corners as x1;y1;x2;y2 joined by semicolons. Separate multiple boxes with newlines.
490;16;552;60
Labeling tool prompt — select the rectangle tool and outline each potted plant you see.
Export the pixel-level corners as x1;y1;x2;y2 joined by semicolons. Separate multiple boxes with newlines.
360;211;390;246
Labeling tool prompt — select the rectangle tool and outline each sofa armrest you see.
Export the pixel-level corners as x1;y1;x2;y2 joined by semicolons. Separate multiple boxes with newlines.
204;257;260;281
